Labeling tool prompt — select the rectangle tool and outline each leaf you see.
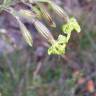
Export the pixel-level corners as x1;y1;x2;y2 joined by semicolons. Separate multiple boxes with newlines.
3;0;12;8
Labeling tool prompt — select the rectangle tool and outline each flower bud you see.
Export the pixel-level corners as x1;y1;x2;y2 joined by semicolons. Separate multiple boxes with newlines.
33;20;55;44
49;1;69;22
38;3;56;27
17;17;33;47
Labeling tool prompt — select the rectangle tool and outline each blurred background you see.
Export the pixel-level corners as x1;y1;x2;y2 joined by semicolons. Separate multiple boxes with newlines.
0;0;96;96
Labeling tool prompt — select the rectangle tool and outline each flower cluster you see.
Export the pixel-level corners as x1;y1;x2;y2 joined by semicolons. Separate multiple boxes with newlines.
48;17;81;55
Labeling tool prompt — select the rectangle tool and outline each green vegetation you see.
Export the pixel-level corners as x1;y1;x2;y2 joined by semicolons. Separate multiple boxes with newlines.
0;0;81;55
0;0;96;96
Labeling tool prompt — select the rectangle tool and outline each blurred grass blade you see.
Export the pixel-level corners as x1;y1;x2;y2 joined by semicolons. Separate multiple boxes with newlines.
30;0;49;3
0;0;12;11
3;0;12;8
18;9;35;20
3;0;11;5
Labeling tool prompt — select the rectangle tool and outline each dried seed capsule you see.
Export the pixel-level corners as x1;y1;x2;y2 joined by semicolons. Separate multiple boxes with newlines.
33;20;55;44
16;17;33;47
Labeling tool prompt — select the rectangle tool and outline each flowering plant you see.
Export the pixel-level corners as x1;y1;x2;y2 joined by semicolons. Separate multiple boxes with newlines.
0;0;81;55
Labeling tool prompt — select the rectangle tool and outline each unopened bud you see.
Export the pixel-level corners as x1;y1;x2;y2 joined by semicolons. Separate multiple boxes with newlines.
38;3;56;27
49;1;69;22
33;20;55;44
17;17;33;47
